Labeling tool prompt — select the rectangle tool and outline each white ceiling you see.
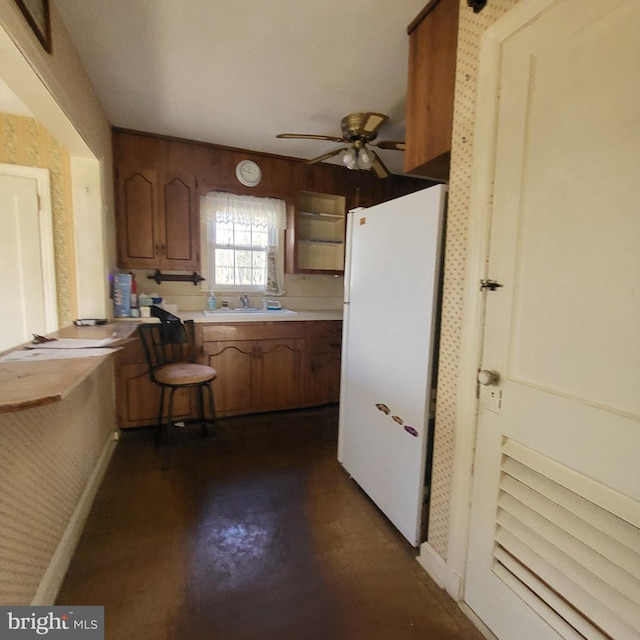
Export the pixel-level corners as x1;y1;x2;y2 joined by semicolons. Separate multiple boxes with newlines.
54;0;427;176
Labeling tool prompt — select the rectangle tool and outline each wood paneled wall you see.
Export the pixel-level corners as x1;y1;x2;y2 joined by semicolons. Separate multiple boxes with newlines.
112;128;429;212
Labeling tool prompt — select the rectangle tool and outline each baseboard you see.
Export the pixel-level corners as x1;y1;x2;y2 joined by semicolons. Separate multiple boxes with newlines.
416;541;463;601
459;602;498;640
31;432;119;605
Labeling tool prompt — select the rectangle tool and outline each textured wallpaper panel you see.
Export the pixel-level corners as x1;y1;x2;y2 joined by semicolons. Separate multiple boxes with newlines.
427;0;521;559
0;359;115;604
0;114;76;327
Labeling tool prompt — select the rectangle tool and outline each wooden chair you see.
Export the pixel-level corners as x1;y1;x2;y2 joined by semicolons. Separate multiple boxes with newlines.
137;319;216;447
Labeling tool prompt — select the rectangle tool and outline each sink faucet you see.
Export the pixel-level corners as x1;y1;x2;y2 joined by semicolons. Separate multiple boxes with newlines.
239;294;250;308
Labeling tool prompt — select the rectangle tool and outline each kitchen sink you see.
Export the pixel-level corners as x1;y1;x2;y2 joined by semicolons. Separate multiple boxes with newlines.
202;308;297;317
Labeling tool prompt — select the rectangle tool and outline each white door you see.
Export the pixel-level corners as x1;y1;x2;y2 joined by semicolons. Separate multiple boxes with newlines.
339;185;446;546
465;1;640;639
0;165;56;351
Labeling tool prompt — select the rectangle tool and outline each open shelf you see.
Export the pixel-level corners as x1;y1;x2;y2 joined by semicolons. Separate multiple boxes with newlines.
299;211;344;220
296;192;346;273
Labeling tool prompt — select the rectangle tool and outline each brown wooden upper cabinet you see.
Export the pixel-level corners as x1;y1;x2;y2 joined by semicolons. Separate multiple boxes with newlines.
113;128;428;274
404;0;459;180
115;166;200;270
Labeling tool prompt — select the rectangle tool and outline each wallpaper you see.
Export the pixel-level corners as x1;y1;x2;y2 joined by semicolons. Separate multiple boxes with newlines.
427;0;521;559
0;114;75;327
0;359;115;604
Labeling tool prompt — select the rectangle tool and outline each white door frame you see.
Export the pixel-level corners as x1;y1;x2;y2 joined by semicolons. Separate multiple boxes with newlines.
0;22;110;321
444;0;561;599
1;163;58;333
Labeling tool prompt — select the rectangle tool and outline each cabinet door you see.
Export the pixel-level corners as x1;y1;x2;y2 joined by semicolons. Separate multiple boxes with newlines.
404;0;459;179
203;340;255;415
253;338;306;411
116;167;200;270
308;352;342;405
306;322;343;404
116;167;161;269
161;174;200;270
116;362;195;428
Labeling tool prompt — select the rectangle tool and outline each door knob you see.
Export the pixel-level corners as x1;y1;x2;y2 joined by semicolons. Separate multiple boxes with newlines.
478;369;500;386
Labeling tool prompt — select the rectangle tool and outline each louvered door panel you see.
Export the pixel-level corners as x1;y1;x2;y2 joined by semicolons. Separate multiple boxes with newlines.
492;439;640;640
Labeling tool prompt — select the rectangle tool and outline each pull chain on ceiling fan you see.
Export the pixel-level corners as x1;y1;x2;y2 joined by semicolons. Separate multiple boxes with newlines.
276;112;405;178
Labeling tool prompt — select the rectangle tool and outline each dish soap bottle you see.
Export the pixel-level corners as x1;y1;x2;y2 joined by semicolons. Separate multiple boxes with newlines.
208;290;216;311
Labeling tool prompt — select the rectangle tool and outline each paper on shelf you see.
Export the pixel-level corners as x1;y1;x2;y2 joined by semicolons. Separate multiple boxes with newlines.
25;337;118;349
0;347;118;362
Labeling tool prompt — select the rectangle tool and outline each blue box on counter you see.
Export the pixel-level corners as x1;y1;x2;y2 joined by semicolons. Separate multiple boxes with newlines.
113;273;132;317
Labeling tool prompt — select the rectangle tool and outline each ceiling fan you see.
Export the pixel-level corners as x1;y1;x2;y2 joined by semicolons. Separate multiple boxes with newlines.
276;112;405;178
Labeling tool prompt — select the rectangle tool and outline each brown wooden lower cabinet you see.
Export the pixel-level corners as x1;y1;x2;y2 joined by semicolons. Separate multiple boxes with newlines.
203;336;307;415
116;319;342;427
115;338;196;428
305;321;342;405
200;320;342;418
200;339;255;416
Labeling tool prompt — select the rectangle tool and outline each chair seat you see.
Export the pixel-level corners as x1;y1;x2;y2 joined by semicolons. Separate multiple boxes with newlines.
155;362;217;386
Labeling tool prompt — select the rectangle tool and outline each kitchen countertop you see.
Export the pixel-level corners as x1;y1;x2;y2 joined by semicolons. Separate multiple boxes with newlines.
0;313;343;414
180;309;343;323
122;309;344;324
0;322;139;414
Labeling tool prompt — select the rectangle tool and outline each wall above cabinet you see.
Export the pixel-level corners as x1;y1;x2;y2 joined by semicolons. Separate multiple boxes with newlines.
404;0;459;180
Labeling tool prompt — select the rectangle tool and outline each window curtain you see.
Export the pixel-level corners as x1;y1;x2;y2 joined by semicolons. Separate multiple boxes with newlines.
202;191;287;294
202;191;286;236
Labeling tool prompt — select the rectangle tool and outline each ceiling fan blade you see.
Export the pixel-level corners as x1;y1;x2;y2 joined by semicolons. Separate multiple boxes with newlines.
306;147;347;165
370;152;391;179
276;133;344;143
361;112;389;137
372;140;406;151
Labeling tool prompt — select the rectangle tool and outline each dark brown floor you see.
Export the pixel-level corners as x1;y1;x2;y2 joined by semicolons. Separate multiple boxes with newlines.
57;406;484;640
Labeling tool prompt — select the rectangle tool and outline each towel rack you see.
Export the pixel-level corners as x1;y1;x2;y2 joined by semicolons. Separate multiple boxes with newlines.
147;270;204;286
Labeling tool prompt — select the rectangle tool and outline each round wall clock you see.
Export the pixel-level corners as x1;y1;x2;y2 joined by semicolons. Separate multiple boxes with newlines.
236;160;262;187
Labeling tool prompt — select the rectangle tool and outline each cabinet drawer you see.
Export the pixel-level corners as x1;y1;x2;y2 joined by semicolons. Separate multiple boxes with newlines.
201;322;306;342
305;320;343;338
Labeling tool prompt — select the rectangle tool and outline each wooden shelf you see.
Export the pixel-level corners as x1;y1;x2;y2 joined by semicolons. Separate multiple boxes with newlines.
299;211;344;220
299;239;343;245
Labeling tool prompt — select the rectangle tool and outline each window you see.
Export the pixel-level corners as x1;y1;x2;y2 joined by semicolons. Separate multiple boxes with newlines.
201;191;286;293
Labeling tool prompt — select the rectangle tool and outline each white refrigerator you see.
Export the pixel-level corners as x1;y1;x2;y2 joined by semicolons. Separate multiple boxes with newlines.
338;184;446;546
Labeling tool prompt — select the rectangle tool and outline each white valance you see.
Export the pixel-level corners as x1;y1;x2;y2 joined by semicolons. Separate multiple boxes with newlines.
202;191;287;233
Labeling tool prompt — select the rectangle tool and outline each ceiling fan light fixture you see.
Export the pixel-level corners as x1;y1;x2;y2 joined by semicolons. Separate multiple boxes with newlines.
357;146;375;169
278;112;402;177
342;146;357;170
